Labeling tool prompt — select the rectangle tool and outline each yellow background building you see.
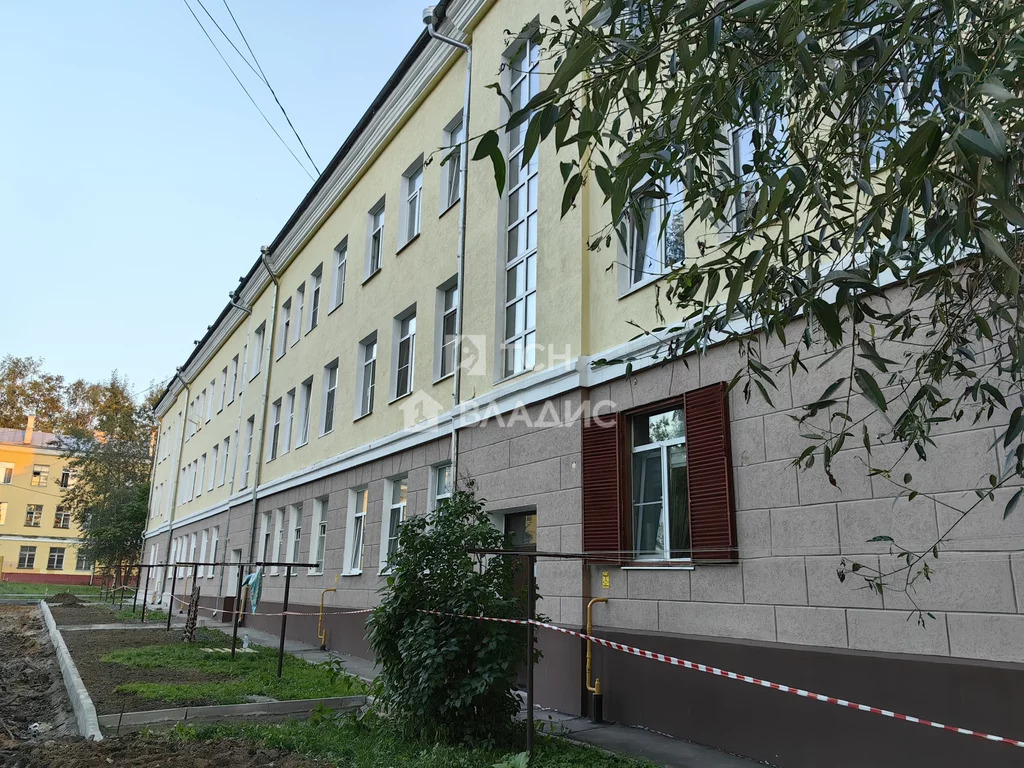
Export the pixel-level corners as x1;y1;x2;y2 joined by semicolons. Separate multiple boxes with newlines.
0;416;92;584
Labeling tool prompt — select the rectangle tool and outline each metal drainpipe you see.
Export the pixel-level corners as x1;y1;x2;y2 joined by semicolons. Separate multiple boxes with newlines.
162;370;190;606
245;249;280;563
427;16;471;489
214;294;253;605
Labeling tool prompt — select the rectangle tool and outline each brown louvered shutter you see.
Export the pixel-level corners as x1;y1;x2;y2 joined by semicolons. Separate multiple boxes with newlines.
684;382;738;562
581;412;624;561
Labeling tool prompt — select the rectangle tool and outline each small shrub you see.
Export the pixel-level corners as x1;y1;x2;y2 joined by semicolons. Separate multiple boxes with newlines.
367;486;533;746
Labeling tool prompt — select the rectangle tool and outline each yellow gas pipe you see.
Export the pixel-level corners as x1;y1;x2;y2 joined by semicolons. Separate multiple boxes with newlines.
586;597;608;694
318;588;337;649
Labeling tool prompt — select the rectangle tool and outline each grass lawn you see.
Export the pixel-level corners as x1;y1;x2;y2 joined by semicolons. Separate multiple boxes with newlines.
104;628;367;706
0;581;103;597
173;712;655;768
114;607;168;623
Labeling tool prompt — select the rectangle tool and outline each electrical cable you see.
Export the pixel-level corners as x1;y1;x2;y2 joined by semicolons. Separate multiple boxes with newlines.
180;0;316;181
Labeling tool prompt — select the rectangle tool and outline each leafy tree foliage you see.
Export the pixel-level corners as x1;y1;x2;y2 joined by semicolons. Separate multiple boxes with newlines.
59;373;155;586
0;355;144;433
367;487;530;746
476;0;1024;608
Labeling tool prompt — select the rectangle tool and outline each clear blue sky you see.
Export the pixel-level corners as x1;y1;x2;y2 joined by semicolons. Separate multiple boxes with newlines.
0;1;427;399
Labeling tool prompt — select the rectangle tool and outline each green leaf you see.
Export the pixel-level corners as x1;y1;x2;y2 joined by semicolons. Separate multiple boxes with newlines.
978;107;1007;157
1005;489;1023;520
811;299;842;346
956;128;1003;159
1005;406;1024;448
561;173;582;217
472;130;506;194
978;226;1020;276
867;535;894;543
854;368;888;413
548;37;599;92
732;0;777;15
521;113;542;170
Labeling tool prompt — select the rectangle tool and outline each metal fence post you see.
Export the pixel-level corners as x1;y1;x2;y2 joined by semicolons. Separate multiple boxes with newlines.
231;564;246;660
277;566;292;679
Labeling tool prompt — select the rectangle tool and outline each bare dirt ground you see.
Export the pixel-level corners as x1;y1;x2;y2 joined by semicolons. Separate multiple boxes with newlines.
0;605;74;747
0;733;325;767
60;629;232;715
47;601;122;627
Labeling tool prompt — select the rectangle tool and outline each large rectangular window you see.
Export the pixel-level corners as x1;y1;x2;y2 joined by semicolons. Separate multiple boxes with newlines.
268;399;282;461
322;361;338;434
394;311;416;399
229;355;239;403
631;406;689;560
242;416;255;488
251;323;266;378
17;546;36;569
219;367;228;412
219;436;231;486
76;551;91;572
208;526;219;577
289;503;302;575
209;444;219;491
332;239;347;309
278;300;292;359
206;380;215;421
442;114;464;210
367;201;385;278
297;377;313;447
309;265;322;331
357;336;377;417
25;504;42;527
282;389;295;454
432;463;453;510
625;179;685;288
345;489;368;574
438;282;458;379
270;508;284;574
47;547;65;571
402;160;423;245
1;462;12;484
196;453;206;496
311;497;328;574
54;506;72;529
380;476;408;572
31;464;49;487
502;38;540;378
293;283;305;344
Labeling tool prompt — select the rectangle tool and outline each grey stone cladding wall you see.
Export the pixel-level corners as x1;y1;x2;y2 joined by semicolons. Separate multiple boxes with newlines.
586;288;1024;665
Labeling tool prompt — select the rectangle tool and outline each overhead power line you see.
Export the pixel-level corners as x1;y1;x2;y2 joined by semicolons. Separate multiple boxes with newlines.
218;0;321;175
180;0;317;180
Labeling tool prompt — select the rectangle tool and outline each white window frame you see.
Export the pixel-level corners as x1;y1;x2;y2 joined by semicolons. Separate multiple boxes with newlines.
282;388;295;454
268;399;282;461
219;367;228;412
331;239;347;310
392;308;416;400
308;264;322;331
365;198;385;279
500;37;541;379
429;462;453;511
289;503;302;575
229;355;239;403
278;300;292;359
379;476;408;573
18;545;36;569
199;529;209;567
343;488;368;575
322;360;339;435
47;547;65;571
356;334;377;418
620;178;686;294
435;278;458;381
1;462;13;485
251;323;266;379
0;501;7;525
208;526;219;577
219;436;231;486
630;407;690;561
24;504;42;527
310;496;328;575
270;508;284;575
258;511;272;563
54;506;72;529
297;377;313;447
399;157;424;247
293;283;305;345
31;464;49;487
242;416;255;488
441;112;464;212
196;453;206;497
209;444;218;492
206;381;215;422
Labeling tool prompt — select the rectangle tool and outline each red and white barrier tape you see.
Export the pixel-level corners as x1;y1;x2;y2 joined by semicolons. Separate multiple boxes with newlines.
423;610;1024;749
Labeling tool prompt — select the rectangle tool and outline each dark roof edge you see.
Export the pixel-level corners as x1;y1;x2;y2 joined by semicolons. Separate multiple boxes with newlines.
155;0;454;413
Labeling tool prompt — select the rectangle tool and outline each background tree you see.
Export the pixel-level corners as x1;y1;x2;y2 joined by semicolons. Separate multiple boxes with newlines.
0;356;66;432
473;0;1024;608
367;486;531;747
59;373;155;586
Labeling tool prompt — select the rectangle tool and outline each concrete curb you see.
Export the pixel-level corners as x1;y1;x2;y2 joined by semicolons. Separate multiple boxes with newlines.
95;695;367;730
38;600;104;741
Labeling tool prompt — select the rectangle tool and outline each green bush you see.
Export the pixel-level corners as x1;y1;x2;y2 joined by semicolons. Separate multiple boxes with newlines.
367;486;532;747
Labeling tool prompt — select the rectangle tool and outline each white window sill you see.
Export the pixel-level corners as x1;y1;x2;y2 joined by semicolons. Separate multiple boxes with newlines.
439;198;460;219
341;570;362;577
433;372;454;385
295;440;309;449
307;568;323;576
621;565;694;571
388;391;414;406
353;410;372;423
362;268;381;286
495;364;536;386
328;301;343;317
396;232;420;256
619;271;669;300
